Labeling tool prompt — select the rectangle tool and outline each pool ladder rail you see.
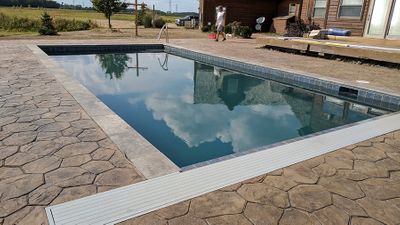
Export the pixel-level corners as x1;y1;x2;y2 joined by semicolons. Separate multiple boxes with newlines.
157;24;169;43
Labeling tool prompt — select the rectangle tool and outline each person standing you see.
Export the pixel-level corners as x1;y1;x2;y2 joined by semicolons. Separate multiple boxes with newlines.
216;6;226;42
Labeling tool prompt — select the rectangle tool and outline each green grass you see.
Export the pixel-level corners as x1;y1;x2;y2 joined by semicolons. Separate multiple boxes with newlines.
0;7;179;37
0;30;37;37
0;7;178;22
0;11;98;33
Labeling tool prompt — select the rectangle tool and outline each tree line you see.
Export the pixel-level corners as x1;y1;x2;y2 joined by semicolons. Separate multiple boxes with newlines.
0;0;62;8
0;0;198;16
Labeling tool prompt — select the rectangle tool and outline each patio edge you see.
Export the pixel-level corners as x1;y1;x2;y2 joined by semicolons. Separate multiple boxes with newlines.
27;44;180;180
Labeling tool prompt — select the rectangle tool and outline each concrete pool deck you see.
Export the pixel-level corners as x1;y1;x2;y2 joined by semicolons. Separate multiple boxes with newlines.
0;38;399;225
0;44;144;224
169;39;400;97
120;131;400;225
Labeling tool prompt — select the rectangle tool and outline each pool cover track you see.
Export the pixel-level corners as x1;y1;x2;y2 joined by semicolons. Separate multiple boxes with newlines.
28;44;400;225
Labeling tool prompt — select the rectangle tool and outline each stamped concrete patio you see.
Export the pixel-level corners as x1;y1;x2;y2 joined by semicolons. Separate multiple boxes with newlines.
0;44;143;225
0;38;399;225
121;131;400;225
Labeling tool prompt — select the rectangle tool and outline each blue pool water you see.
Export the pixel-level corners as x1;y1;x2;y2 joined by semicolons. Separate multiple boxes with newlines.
53;52;388;167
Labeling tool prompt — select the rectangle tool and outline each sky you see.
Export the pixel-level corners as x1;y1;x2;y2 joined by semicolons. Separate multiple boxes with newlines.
56;0;199;12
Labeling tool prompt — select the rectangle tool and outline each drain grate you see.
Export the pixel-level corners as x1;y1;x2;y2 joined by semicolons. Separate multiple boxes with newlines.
339;86;358;99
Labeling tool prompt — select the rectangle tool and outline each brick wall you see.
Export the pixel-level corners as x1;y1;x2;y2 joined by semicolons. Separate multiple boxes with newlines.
200;0;299;31
277;0;302;16
201;0;278;30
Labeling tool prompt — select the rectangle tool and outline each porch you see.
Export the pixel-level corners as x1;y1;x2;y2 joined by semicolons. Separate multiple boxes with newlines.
256;35;400;64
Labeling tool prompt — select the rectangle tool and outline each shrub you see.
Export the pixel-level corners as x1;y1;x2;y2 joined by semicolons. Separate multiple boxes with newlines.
228;21;243;36
88;20;98;29
0;12;39;32
224;21;252;38
224;24;232;34
54;19;96;32
153;17;166;28
211;24;217;33
0;12;97;33
142;14;152;28
240;26;252;38
162;17;176;23
137;9;146;26
234;26;242;36
201;25;210;32
285;19;321;37
39;12;57;35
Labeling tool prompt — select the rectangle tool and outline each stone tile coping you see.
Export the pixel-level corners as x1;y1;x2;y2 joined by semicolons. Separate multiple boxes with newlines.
45;111;400;225
164;45;400;112
27;44;180;179
39;44;164;55
38;43;400;112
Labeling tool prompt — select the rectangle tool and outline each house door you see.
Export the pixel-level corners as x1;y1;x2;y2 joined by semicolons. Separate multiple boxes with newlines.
365;0;400;39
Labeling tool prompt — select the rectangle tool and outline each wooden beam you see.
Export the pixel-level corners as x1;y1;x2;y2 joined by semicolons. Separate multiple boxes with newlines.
135;0;138;36
256;37;400;64
323;0;330;29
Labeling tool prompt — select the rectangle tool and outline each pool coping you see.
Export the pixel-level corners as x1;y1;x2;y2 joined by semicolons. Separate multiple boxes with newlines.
28;43;400;225
28;44;180;179
30;43;400;177
164;44;400;112
39;43;400;112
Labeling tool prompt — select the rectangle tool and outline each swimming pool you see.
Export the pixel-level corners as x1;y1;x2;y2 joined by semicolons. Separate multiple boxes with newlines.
51;51;389;167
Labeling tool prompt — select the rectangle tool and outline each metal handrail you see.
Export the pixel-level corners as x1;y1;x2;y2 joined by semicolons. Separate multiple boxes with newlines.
157;24;169;43
157;53;169;71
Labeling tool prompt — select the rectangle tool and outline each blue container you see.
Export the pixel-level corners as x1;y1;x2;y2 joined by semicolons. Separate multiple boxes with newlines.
328;28;351;36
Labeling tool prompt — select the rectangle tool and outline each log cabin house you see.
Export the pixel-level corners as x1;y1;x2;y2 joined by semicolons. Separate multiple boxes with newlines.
199;0;400;39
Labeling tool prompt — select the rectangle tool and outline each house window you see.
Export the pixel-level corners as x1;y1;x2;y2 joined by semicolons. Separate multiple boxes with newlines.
314;0;327;18
339;0;363;17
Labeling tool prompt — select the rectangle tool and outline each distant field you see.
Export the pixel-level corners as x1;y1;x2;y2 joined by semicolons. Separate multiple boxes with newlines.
0;7;196;38
0;7;178;22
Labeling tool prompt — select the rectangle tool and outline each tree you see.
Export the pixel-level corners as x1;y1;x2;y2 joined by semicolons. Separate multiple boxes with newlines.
96;54;130;80
91;0;126;29
38;12;57;35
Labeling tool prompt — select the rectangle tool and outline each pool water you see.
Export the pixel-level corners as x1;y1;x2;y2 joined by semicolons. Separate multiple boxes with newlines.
53;52;388;167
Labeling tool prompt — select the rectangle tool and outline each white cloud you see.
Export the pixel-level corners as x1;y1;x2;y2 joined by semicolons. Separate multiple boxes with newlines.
53;53;194;96
55;53;304;153
143;91;302;152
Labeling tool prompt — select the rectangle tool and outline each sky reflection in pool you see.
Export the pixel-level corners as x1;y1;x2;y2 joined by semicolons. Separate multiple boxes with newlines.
53;52;388;167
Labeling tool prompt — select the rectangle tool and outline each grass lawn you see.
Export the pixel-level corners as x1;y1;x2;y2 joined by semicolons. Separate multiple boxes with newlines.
0;30;37;37
0;7;182;37
0;7;178;22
